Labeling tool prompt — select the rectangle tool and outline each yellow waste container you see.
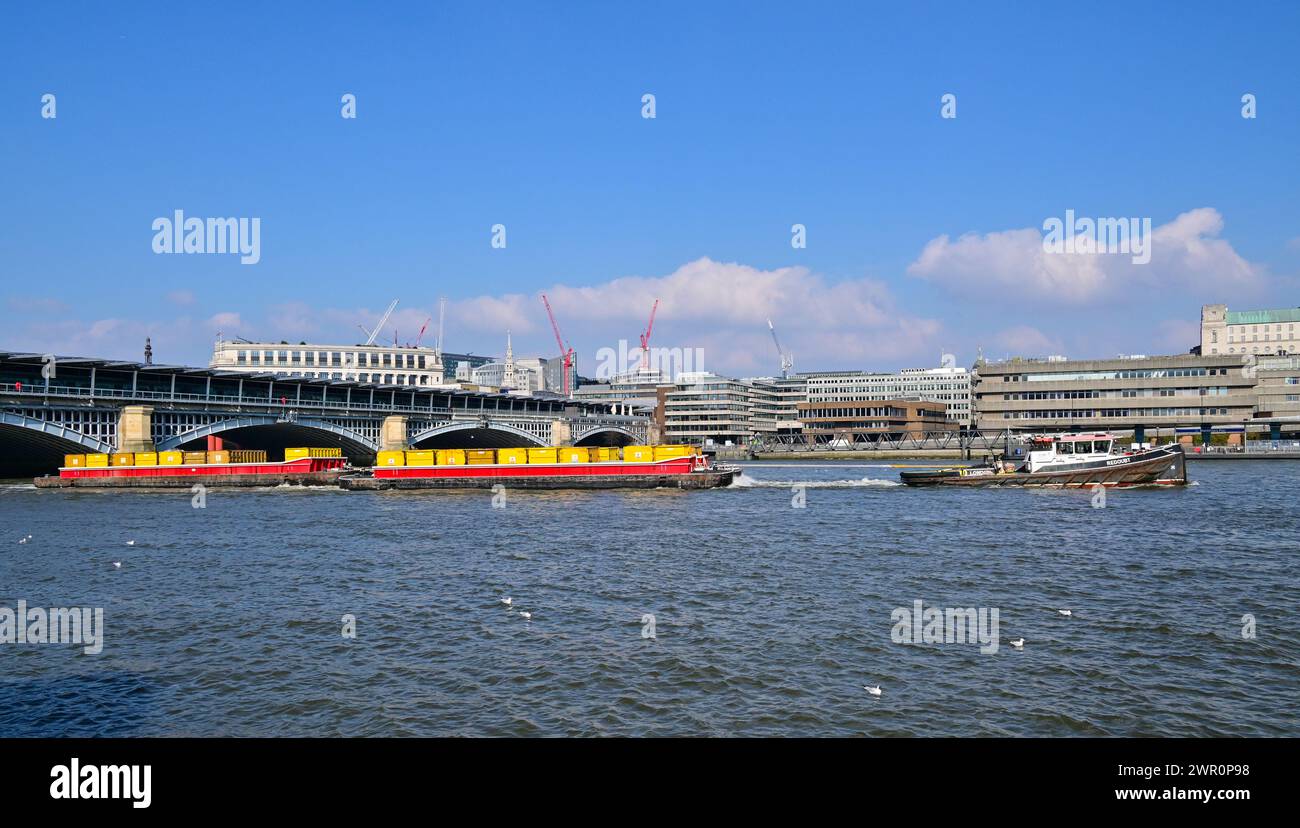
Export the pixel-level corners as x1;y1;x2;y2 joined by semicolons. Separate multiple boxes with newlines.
527;448;558;464
623;446;654;462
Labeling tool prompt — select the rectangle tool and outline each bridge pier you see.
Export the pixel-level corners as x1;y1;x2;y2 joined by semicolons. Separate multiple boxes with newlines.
118;405;157;453
647;422;664;444
550;419;572;447
380;415;409;451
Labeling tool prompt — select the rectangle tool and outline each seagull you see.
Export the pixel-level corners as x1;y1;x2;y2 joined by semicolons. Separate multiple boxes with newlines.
500;596;512;606
111;561;122;569
18;537;27;544
864;685;882;696
519;611;532;620
126;540;136;546
1010;638;1025;649
1058;609;1072;617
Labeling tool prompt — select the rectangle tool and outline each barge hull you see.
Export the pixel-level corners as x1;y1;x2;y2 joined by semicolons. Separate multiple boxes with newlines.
36;471;345;489
342;470;735;490
39;456;346;488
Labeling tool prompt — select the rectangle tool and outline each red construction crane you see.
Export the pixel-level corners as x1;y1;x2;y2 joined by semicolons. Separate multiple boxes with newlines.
638;298;659;371
541;293;575;396
412;317;431;348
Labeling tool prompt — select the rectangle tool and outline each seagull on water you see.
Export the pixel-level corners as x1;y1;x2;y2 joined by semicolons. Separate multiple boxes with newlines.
1010;638;1025;649
500;596;512;606
1058;609;1072;617
111;561;122;569
126;540;136;546
519;611;532;620
864;685;882;696
18;537;27;544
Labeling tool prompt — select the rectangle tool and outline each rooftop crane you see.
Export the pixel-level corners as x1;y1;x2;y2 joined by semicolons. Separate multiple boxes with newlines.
541;293;575;396
357;299;399;346
767;318;794;378
412;317;431;348
637;298;660;372
436;297;446;360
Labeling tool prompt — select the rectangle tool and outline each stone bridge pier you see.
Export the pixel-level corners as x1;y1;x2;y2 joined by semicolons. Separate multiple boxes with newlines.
550;419;571;447
381;415;409;452
118;405;157;453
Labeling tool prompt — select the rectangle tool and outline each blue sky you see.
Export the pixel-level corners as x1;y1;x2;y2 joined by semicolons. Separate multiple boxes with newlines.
2;1;1298;375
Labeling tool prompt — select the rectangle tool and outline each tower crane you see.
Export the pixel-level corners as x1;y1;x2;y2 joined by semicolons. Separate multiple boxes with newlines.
767;318;794;378
357;299;399;346
541;294;575;396
638;298;660;372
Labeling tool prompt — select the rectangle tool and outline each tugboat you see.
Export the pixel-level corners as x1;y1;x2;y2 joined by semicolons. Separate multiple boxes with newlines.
899;433;1187;488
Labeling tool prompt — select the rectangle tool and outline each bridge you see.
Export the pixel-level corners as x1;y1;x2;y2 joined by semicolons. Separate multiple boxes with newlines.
0;351;653;476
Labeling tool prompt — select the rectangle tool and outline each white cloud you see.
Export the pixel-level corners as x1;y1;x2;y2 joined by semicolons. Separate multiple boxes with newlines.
992;325;1064;357
908;208;1262;303
1;258;943;375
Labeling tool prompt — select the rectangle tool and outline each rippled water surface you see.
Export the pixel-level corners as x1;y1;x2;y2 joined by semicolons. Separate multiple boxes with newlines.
1;459;1297;736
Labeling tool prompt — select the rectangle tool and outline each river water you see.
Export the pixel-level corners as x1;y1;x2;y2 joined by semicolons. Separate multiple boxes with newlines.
1;459;1296;736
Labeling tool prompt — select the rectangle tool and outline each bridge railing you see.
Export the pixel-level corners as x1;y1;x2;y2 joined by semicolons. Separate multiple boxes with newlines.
1;382;649;425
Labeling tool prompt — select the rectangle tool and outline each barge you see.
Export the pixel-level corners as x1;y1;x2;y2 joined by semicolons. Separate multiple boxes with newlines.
900;433;1188;488
35;448;347;488
340;445;738;490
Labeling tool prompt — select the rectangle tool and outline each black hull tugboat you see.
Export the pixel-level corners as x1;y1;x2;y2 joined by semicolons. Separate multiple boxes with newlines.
900;433;1188;488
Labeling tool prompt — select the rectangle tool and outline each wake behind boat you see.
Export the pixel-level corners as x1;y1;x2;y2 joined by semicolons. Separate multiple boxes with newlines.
900;433;1187;488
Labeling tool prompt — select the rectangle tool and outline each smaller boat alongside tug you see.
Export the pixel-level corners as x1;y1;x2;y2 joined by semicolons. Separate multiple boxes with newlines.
899;433;1187;488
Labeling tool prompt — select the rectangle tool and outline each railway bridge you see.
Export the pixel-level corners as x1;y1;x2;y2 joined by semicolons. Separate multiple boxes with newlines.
0;351;652;476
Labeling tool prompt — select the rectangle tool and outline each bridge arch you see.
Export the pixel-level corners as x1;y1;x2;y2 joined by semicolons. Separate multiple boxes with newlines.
155;415;378;458
572;426;642;447
409;420;548;448
0;412;116;476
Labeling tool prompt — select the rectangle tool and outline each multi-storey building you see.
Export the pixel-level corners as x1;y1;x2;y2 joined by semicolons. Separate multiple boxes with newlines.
657;373;801;446
1201;304;1300;356
801;364;972;426
972;353;1257;442
210;339;450;387
1254;354;1300;421
796;398;953;442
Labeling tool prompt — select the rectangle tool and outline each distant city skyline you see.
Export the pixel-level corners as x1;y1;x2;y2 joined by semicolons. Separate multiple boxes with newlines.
3;3;1298;375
